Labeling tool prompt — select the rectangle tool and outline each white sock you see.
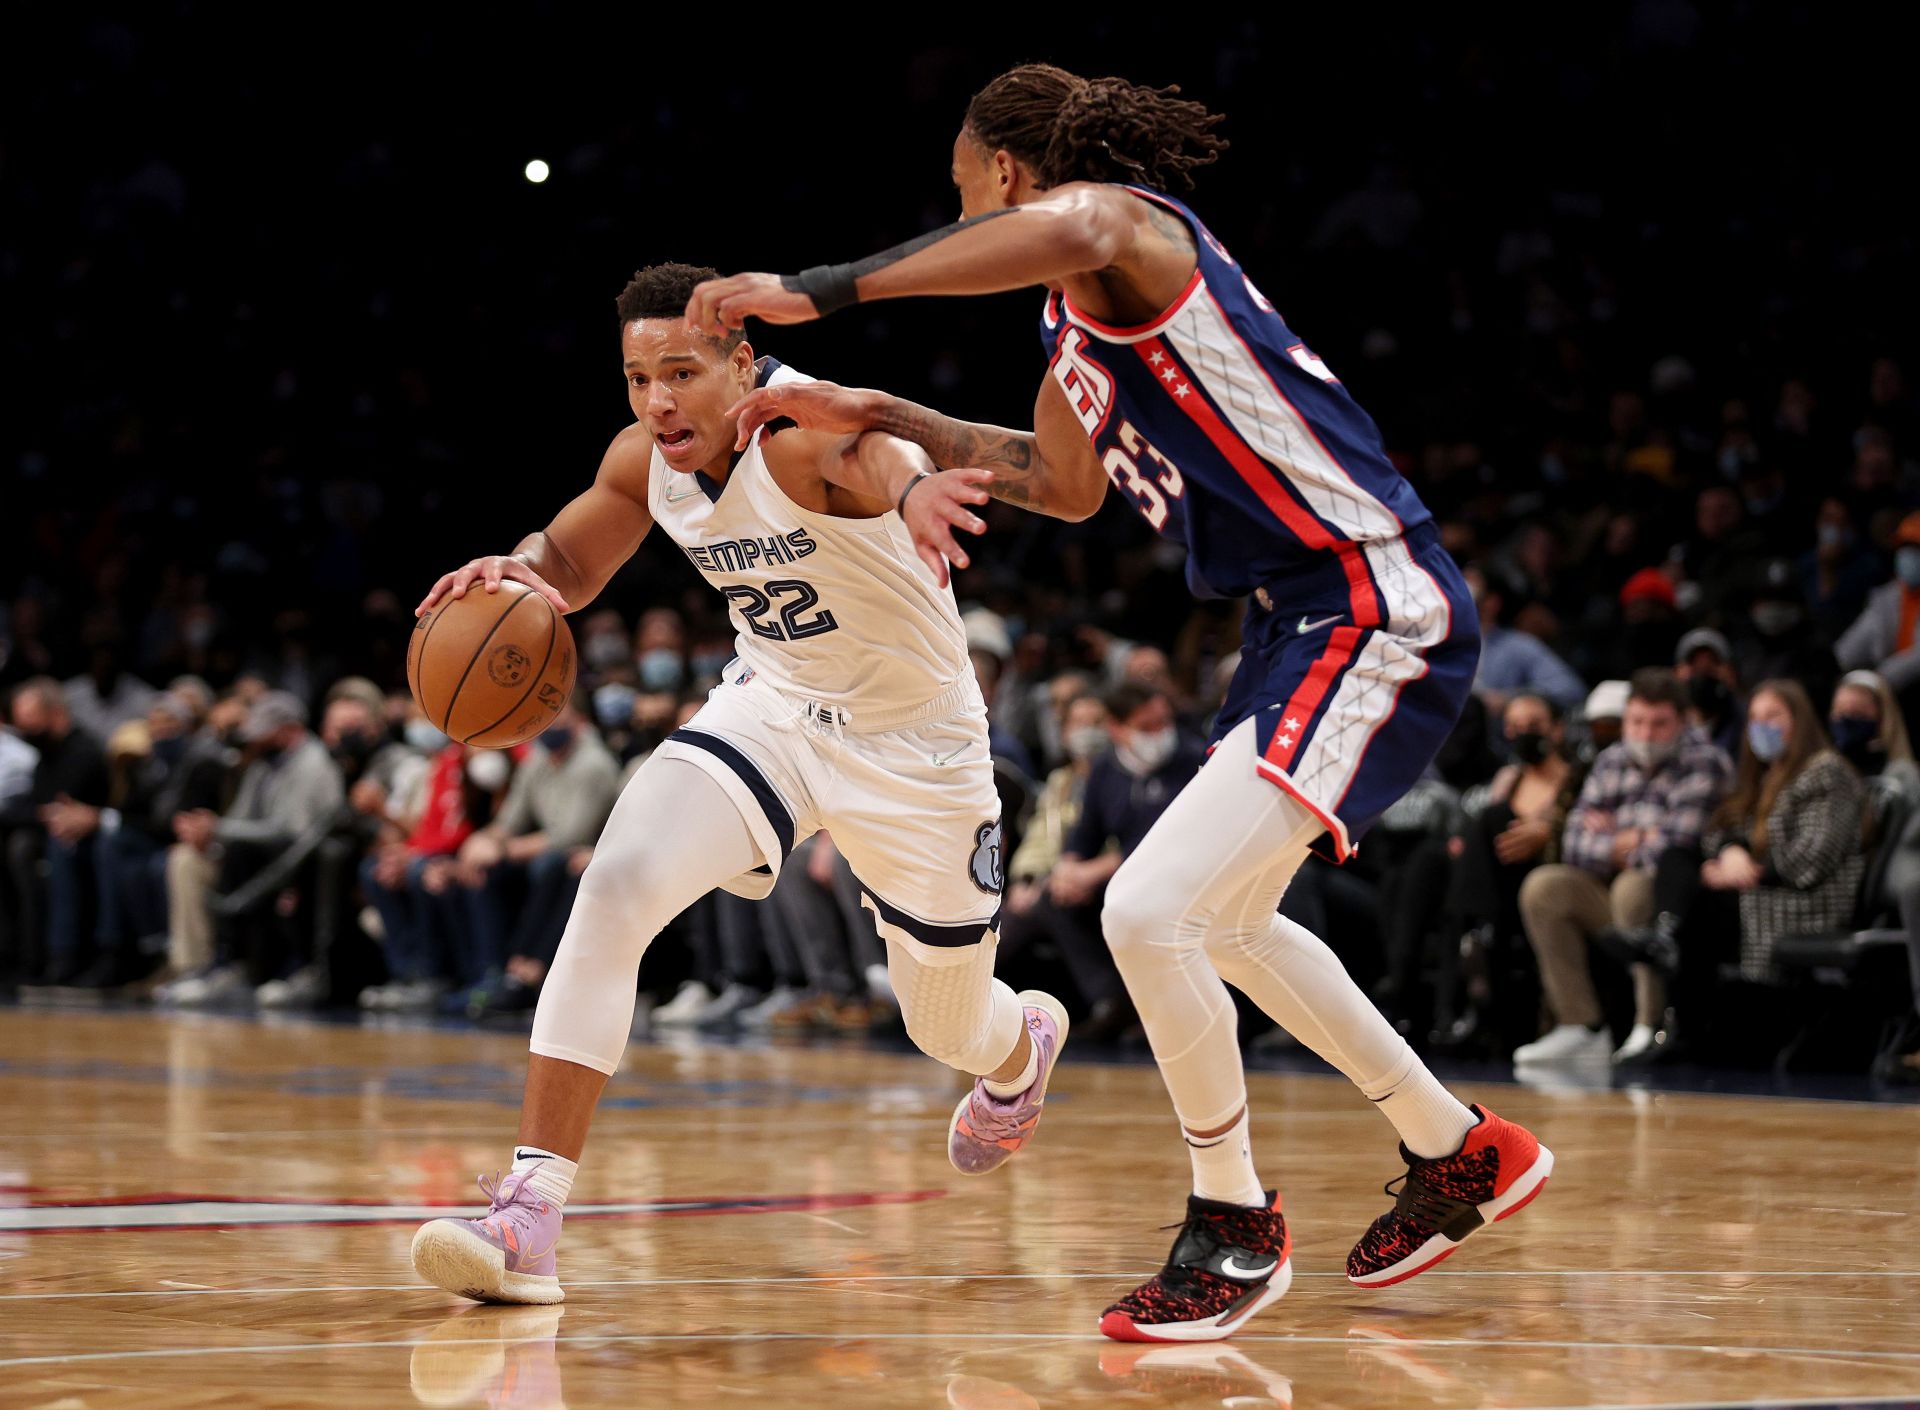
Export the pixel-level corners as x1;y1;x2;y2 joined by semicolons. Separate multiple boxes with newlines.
982;1039;1039;1098
511;1145;578;1208
1370;1060;1478;1160
1185;1109;1265;1207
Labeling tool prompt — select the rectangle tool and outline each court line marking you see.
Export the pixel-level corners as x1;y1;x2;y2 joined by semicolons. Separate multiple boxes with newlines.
1520;1399;1920;1410
8;1330;1920;1370
6;1268;1920;1301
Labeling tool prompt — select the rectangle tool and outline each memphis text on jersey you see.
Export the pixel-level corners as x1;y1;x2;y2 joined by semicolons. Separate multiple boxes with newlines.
682;526;822;575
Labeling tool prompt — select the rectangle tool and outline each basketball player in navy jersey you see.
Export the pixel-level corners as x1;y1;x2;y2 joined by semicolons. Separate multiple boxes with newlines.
690;64;1553;1342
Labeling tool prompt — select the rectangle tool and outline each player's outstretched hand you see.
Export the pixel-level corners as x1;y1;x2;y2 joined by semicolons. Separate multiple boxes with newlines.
685;273;818;337
416;556;571;618
727;379;885;450
902;469;995;589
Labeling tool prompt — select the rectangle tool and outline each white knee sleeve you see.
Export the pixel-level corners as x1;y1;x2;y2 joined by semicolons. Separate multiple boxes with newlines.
885;935;1024;1076
529;757;764;1074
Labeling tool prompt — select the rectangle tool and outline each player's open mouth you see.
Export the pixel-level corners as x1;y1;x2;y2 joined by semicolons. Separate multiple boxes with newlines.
657;429;696;452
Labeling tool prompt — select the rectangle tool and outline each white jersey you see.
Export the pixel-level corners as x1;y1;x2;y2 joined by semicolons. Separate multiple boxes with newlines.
648;358;972;718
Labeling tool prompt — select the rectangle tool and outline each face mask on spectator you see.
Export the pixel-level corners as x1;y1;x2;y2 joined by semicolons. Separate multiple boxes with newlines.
639;650;684;691
1687;674;1733;720
584;635;629;671
405;720;449;754
1067;725;1109;762
1829;715;1880;771
540;725;576;754
1624;736;1677;771
1747;719;1788;762
1510;731;1552;766
1749;602;1801;637
1119;726;1177;775
1898;547;1920;589
593;683;638;731
467;750;510;790
333;727;376;764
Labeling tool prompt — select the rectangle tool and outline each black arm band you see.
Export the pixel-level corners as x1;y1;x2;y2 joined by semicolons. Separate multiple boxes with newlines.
896;471;934;517
783;264;861;316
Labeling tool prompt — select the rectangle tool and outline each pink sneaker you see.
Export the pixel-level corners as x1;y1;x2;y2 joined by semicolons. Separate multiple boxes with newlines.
947;990;1069;1176
412;1172;565;1305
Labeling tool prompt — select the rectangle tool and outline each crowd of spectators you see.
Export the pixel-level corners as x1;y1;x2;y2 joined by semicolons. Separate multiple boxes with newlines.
7;15;1920;1081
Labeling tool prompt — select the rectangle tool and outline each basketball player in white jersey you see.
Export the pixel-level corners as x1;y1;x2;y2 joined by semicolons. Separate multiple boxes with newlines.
405;263;1080;1305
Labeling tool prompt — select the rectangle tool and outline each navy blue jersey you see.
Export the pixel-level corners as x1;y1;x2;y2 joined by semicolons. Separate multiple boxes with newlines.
1038;186;1431;609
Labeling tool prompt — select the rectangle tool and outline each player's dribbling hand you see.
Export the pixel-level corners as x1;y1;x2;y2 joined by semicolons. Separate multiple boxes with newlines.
684;272;818;337
726;380;885;450
416;556;570;617
903;469;995;588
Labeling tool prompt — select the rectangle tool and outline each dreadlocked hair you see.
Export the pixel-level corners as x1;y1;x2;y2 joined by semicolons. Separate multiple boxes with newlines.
616;262;743;350
964;63;1227;192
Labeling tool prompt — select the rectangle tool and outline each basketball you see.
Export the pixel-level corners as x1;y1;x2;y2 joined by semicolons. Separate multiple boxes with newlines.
407;581;576;748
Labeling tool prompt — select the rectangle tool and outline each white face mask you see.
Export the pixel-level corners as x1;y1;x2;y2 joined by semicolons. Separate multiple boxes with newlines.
1624;736;1677;771
1120;726;1177;775
1066;725;1110;762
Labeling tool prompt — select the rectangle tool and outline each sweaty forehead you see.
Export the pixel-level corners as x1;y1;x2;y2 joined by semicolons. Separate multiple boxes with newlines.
621;319;720;368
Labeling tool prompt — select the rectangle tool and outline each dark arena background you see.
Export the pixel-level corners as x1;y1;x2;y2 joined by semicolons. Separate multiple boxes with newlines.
4;10;1920;1408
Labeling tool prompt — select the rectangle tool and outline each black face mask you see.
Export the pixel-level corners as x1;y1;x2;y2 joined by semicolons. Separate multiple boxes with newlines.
333;728;376;766
1830;716;1882;773
1688;675;1734;721
1510;731;1553;766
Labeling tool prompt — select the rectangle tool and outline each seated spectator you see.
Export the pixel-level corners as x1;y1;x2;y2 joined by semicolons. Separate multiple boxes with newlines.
1829;670;1920;794
1838;512;1920;717
1465;565;1585;712
1002;683;1202;1042
2;679;111;985
1610;682;1868;1062
1005;692;1111;915
1424;693;1588;1050
356;737;480;1011
1801;497;1882;641
1738;558;1839;711
1514;668;1731;1066
64;627;160;742
452;703;619;1012
93;693;230;989
1579;679;1629;763
1674;629;1743;759
159;691;345;1008
1599;568;1684;683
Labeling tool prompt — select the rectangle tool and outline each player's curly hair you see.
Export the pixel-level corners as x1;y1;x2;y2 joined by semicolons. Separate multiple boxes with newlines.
616;263;743;349
963;63;1227;193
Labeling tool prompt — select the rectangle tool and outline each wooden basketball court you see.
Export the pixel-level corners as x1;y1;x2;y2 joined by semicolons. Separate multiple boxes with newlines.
4;1008;1919;1408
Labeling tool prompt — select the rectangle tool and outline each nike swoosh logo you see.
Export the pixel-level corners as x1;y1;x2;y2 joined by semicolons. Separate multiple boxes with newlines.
665;487;704;503
1297;614;1343;634
1218;1254;1279;1280
931;749;968;766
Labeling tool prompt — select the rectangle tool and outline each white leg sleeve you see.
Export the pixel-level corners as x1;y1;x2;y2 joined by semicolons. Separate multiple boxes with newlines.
883;933;1025;1077
1103;716;1431;1129
529;756;765;1074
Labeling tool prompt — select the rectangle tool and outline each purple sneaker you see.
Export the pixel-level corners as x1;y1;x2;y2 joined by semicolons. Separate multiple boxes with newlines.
947;990;1069;1176
412;1172;565;1305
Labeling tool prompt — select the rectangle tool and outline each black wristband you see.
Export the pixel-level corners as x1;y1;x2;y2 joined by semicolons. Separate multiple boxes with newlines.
783;264;861;316
896;471;934;517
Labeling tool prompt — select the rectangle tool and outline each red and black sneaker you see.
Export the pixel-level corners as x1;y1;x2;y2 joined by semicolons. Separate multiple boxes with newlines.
1099;1191;1292;1343
1346;1103;1553;1288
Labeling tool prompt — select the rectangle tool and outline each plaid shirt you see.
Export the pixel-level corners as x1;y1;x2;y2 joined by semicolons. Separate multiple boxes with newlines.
1561;730;1733;877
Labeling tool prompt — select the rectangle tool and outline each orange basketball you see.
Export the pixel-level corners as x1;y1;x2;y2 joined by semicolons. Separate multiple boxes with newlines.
407;581;576;748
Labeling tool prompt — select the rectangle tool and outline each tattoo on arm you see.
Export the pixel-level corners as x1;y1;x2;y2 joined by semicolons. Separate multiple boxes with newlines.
873;399;1050;509
1141;201;1196;256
